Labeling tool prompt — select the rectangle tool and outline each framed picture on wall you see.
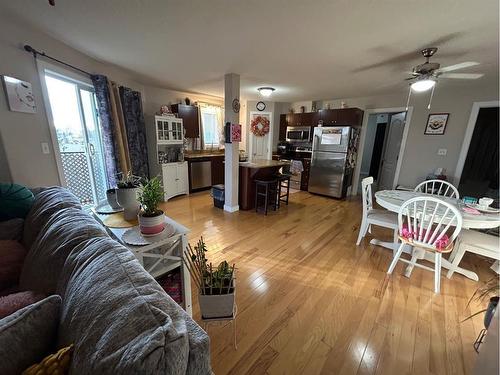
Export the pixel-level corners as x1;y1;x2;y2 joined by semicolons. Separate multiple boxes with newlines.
2;75;37;113
424;113;449;135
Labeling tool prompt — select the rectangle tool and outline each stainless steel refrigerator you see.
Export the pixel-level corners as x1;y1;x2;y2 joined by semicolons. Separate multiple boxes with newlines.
308;126;359;198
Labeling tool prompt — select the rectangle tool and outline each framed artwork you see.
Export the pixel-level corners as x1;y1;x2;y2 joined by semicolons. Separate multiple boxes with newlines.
424;113;449;135
2;76;37;113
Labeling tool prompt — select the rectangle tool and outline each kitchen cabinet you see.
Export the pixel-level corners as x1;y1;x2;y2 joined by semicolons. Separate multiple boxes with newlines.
286;112;320;127
162;162;188;201
301;158;311;191
319;108;363;126
279;114;287;141
211;156;224;185
155;115;184;144
171;104;200;138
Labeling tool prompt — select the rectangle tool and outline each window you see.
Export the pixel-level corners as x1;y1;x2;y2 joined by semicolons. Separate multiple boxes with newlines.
200;105;223;150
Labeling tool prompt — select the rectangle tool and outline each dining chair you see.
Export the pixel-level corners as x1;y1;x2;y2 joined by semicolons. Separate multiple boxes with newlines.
356;177;398;246
446;229;500;279
387;196;463;293
414;179;460;199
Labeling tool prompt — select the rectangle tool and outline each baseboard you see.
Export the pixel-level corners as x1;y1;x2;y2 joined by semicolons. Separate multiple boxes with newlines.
224;204;239;213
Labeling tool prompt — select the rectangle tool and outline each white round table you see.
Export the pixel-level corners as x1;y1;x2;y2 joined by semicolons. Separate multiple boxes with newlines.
371;190;500;281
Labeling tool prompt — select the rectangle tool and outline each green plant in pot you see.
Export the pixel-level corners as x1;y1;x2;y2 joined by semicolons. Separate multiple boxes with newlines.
183;237;236;319
137;176;165;236
116;172;142;220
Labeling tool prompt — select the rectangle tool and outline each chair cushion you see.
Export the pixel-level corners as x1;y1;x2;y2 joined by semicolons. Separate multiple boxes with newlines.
0;295;61;375
367;209;398;228
0;240;27;290
460;229;500;255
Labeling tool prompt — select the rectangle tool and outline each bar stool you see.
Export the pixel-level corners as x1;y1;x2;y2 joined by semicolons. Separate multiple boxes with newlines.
255;179;278;215
275;173;291;208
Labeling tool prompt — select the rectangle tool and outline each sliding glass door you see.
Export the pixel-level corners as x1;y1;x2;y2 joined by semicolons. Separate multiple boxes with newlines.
44;72;107;205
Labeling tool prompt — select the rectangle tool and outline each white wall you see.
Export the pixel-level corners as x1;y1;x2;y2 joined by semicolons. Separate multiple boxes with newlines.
0;11;223;186
292;84;499;188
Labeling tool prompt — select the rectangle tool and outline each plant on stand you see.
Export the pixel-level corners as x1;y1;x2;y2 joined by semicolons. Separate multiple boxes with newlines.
183;237;236;319
137;176;165;236
116;172;142;220
462;277;499;352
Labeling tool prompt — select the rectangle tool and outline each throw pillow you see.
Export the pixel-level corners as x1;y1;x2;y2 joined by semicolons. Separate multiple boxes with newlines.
0;184;35;221
0;240;27;290
0;295;61;375
22;344;74;375
0;218;24;241
0;291;45;319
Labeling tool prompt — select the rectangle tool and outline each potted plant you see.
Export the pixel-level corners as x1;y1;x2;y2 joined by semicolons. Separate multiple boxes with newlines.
183;237;236;319
116;172;141;220
137;176;165;236
462;277;499;352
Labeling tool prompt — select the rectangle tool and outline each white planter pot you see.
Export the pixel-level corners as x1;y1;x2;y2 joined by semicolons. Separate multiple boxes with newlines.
198;292;235;319
138;211;165;236
116;187;139;220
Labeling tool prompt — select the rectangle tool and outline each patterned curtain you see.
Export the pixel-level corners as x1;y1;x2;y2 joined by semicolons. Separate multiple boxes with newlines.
119;87;150;179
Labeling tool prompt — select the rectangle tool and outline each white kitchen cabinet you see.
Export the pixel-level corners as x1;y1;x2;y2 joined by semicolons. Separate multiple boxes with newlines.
162;162;188;201
155;115;184;144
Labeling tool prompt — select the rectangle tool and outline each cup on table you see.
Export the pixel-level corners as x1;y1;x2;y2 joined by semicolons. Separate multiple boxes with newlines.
478;197;494;209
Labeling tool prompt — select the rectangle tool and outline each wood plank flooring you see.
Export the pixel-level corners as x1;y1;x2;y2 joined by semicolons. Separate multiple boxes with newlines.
160;191;494;375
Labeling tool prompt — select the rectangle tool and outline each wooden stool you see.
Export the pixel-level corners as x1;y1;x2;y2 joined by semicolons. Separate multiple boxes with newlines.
254;179;278;215
275;173;291;208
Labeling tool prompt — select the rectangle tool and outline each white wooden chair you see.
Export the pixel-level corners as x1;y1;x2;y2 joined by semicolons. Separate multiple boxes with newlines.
356;177;398;246
414;179;460;199
447;230;500;279
387;196;463;293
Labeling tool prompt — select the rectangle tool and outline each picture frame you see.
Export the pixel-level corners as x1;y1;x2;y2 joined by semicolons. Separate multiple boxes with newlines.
2;75;37;113
424;113;449;135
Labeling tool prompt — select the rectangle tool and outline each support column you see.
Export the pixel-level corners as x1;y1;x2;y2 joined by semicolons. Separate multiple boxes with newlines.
224;73;240;212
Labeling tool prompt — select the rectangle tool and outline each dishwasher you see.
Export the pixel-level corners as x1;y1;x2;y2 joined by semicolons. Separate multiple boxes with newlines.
190;160;212;190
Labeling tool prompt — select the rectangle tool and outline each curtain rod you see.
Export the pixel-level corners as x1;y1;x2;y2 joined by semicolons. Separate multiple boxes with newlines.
24;44;92;77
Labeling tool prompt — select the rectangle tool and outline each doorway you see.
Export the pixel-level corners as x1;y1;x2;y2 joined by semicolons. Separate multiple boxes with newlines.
458;106;499;201
249;111;273;160
358;111;407;192
41;70;108;205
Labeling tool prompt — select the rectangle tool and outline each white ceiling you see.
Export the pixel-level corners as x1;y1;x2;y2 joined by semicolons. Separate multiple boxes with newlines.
2;0;498;101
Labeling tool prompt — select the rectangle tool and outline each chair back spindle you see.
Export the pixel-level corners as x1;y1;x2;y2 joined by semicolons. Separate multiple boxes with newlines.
414;179;460;199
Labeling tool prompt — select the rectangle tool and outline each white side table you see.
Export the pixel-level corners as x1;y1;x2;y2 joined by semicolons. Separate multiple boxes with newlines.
92;211;192;317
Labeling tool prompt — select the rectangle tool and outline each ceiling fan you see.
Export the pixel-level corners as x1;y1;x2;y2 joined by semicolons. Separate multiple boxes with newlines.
404;47;484;109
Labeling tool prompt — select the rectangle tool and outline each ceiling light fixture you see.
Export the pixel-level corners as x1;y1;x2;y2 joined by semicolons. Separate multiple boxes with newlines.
257;87;275;97
410;78;436;92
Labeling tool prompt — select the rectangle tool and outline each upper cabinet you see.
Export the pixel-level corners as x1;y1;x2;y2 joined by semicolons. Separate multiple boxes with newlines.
155;115;184;144
286;112;320;127
319;108;363;126
171;104;200;138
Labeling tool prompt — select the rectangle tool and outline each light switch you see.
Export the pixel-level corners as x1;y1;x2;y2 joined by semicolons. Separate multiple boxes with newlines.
437;148;447;156
41;142;50;154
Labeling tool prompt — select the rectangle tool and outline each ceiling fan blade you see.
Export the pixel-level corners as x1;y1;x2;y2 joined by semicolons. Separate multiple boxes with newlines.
436;61;479;73
439;73;484;79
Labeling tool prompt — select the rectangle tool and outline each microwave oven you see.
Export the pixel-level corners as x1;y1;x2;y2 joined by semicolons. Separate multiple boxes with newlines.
285;126;311;143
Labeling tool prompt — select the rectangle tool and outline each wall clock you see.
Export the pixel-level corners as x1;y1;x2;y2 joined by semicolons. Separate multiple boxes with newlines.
256;101;266;111
232;98;240;113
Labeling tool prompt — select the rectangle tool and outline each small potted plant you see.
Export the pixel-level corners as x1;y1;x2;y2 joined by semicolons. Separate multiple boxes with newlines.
183;237;236;319
137;176;165;236
116;172;141;220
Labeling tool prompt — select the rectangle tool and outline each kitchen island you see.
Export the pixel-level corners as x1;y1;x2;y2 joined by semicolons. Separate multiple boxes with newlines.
239;159;290;210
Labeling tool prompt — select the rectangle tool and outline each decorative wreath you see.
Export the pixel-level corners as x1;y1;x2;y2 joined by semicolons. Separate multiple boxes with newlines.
250;115;270;137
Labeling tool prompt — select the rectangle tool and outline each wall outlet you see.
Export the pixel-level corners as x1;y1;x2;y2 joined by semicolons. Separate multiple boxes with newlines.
437;148;447;156
41;142;50;154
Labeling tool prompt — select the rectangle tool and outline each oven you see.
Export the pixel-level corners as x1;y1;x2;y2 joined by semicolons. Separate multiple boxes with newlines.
286;126;311;143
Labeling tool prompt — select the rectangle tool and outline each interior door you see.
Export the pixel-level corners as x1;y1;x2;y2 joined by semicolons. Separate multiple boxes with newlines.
250;112;272;160
377;112;406;190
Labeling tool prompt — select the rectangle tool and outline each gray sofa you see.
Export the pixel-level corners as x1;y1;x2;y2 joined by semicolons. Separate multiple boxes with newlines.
17;187;211;374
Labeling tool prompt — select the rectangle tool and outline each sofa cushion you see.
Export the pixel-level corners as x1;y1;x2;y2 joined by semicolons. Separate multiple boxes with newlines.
0;295;61;375
0;291;45;319
19;207;107;294
57;236;199;374
0;183;35;221
0;240;27;290
22;187;81;249
0;218;24;241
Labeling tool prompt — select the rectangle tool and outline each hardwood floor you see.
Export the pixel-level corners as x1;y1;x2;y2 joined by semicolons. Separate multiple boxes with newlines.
161;190;494;375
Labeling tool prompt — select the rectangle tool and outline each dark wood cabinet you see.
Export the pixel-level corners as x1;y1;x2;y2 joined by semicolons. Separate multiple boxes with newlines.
211;156;224;185
301;158;311;191
319;108;363;126
279;114;287;141
286;112;320;127
171;104;200;138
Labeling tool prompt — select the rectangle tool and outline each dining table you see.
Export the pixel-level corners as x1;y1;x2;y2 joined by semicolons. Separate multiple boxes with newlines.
371;190;500;281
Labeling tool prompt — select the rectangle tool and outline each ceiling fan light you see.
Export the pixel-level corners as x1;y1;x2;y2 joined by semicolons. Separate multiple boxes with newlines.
257;87;275;97
411;79;436;92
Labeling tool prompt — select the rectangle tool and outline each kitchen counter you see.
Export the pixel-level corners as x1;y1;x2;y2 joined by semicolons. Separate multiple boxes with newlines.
184;151;224;159
239;159;290;169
